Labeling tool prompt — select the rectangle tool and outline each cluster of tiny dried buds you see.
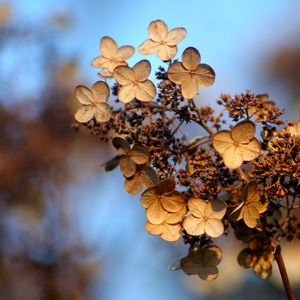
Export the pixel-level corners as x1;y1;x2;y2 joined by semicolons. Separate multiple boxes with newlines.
73;19;300;296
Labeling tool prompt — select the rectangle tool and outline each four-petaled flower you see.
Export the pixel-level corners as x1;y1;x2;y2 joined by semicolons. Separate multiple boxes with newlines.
138;19;186;61
231;181;268;228
212;120;261;169
112;137;150;178
140;178;186;225
145;205;186;242
168;47;215;99
183;198;226;238
181;245;223;281
91;36;135;78
74;81;111;123
113;60;156;103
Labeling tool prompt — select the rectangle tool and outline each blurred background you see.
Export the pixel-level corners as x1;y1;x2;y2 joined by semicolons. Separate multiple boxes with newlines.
0;0;299;299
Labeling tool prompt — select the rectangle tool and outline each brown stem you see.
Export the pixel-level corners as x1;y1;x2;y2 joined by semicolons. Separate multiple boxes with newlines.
275;245;296;300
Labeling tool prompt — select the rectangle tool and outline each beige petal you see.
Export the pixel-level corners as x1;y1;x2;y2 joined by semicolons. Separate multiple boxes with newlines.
146;200;168;224
183;215;205;236
204;218;224;238
205;199;226;219
161;223;181;242
242;205;260;228
98;68;113;78
118;83;136;103
116;45;135;61
242;181;258;202
157;45;177;61
138;39;161;55
91;81;110;103
100;36;118;58
252;256;272;279
107;61;127;73
231;121;255;143
74;106;93;123
133;60;151;81
168;62;188;84
239;138;261;161
181;74;198;99
212;131;234;155
295;120;300;135
113;66;135;85
130;145;149;164
145;221;164;235
161;191;185;213
165;205;187;224
148;19;168;42
195;64;215;87
135;80;156;102
166;27;187;46
182;47;200;71
124;173;144;195
140;187;156;208
119;156;136;177
222;145;244;169
91;55;111;69
94;103;111;123
187;198;206;217
75;85;93;105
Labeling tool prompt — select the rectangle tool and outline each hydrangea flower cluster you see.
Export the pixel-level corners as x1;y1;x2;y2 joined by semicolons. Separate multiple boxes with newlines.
73;20;300;296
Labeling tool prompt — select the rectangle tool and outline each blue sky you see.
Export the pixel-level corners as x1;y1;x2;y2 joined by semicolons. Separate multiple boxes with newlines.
5;1;300;299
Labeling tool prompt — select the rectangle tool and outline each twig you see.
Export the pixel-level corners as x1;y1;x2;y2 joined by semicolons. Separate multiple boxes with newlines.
188;99;215;136
274;245;296;300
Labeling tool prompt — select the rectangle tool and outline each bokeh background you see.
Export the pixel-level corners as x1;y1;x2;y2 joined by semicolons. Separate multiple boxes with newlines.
0;0;300;299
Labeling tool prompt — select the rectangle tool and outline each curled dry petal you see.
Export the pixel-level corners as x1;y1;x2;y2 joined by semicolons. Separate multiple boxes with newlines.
232;181;268;228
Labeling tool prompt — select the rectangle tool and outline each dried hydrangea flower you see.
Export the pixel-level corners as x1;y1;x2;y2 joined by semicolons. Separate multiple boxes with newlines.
113;60;156;103
286;119;300;137
74;81;111;123
140;178;185;225
124;165;158;195
91;36;135;78
212;120;261;169
231;181;268;228
138;19;186;61
237;236;274;279
248;94;276;122
112;137;150;177
183;198;226;238
145;205;186;242
181;245;223;281
167;47;215;99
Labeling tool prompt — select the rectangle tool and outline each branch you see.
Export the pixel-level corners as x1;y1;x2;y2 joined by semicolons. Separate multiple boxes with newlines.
274;245;296;300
